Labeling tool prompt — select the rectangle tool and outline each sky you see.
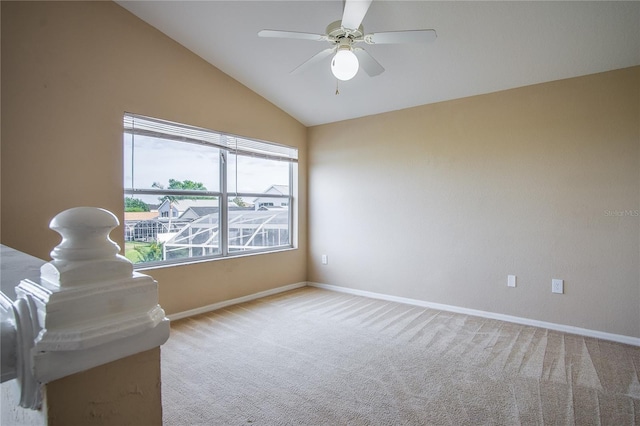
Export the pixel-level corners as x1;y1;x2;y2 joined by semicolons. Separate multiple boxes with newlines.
124;134;290;204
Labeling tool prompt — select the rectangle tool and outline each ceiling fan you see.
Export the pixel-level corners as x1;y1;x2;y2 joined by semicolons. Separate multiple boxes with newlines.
258;0;437;82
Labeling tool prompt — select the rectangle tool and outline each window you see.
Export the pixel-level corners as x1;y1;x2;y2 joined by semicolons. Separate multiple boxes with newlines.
123;113;298;267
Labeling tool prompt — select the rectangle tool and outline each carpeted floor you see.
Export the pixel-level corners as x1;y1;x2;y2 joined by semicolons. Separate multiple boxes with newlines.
161;287;640;425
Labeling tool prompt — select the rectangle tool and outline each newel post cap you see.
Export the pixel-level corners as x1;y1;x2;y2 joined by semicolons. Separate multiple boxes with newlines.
13;206;169;390
41;207;132;287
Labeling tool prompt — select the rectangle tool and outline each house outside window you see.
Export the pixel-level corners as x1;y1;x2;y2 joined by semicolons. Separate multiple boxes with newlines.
123;113;298;267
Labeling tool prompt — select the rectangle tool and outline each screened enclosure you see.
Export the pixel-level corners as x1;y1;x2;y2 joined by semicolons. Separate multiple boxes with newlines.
162;207;290;260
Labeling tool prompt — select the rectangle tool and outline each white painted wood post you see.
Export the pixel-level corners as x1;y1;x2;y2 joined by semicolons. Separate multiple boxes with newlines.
1;207;170;409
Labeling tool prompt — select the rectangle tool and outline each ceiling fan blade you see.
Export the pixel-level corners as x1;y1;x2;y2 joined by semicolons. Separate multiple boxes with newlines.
258;30;326;41
353;48;384;77
366;29;437;44
341;0;373;30
291;48;336;74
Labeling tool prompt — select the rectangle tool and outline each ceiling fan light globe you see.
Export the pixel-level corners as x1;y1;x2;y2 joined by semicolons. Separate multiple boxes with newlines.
331;50;359;81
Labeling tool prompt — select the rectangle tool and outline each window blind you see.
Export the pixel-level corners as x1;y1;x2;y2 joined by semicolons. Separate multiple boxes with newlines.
124;113;298;162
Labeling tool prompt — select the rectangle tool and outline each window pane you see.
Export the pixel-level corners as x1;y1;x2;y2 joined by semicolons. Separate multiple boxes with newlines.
127;134;220;192
227;154;289;194
228;197;290;253
124;113;296;267
124;195;221;264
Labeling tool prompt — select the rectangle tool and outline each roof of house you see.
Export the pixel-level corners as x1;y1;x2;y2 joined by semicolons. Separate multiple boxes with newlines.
262;185;288;195
124;211;158;221
252;185;290;202
180;206;219;219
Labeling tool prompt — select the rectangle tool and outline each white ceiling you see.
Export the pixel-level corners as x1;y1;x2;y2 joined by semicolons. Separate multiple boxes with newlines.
117;1;640;127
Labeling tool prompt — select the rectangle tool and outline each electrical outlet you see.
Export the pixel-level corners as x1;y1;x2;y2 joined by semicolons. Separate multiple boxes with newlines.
321;254;328;265
507;275;516;288
552;279;564;294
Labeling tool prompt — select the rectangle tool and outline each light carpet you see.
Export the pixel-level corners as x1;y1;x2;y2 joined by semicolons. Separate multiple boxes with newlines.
161;286;640;425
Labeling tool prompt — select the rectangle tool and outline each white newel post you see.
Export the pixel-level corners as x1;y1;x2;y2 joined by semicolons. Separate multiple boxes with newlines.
2;207;170;410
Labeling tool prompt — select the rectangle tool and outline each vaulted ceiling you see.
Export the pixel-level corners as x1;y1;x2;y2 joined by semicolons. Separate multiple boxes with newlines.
117;1;640;127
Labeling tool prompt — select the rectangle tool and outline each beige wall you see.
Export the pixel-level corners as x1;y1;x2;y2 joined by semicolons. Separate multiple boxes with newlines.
2;2;637;339
308;67;640;338
1;1;307;315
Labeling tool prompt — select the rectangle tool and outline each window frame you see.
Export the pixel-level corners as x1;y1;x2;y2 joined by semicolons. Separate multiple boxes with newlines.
123;113;297;269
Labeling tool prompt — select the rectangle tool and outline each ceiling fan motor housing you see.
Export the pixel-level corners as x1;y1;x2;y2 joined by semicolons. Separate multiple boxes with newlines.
326;20;364;46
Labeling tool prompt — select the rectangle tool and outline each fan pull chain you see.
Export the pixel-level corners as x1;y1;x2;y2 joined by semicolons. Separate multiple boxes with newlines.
335;79;340;95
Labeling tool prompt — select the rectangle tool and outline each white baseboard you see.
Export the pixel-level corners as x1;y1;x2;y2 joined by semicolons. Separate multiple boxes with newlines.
167;282;307;321
308;282;640;347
